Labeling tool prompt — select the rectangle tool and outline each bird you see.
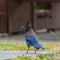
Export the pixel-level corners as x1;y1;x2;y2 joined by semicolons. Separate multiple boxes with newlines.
21;21;45;53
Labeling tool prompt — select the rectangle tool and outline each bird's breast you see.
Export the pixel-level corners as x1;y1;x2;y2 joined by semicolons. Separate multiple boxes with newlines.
25;31;37;37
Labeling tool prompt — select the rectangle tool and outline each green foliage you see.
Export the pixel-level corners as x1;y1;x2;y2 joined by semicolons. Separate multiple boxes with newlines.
57;51;60;54
0;43;60;54
10;55;53;60
39;54;53;60
0;43;27;50
35;3;42;10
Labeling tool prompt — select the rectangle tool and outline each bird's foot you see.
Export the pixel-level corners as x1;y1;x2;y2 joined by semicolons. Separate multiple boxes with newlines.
34;49;37;54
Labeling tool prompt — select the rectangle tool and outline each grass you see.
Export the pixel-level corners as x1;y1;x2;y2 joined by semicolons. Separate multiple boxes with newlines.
0;43;60;60
0;43;60;53
44;43;60;52
10;54;60;60
10;54;53;60
0;43;27;50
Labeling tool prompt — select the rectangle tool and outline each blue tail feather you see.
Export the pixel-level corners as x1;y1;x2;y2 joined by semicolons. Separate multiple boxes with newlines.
34;43;45;50
25;36;45;50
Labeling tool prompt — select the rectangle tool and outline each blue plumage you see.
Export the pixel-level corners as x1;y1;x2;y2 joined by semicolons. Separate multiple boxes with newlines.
25;35;45;50
21;21;45;53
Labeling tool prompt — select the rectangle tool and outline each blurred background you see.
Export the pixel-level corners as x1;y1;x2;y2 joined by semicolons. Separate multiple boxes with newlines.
0;0;60;60
0;0;60;43
0;0;60;34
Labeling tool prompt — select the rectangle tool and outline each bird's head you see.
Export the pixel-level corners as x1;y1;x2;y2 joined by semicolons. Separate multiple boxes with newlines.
21;21;31;32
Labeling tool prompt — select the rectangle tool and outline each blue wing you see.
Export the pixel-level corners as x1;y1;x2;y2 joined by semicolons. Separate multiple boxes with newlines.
25;36;38;47
25;36;39;44
25;36;45;50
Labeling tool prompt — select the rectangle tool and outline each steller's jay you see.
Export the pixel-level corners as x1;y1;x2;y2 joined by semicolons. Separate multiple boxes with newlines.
21;21;45;53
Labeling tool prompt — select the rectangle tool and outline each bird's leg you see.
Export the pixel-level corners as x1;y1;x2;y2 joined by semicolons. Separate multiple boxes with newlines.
35;49;37;54
27;47;30;53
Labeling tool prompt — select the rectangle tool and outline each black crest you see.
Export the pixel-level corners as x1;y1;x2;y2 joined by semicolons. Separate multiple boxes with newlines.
25;21;31;32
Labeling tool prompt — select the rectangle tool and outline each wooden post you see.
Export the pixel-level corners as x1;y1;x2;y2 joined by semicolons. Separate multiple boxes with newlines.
6;0;9;33
31;2;34;30
6;0;12;35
